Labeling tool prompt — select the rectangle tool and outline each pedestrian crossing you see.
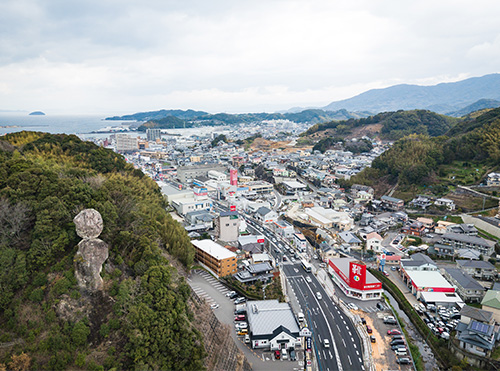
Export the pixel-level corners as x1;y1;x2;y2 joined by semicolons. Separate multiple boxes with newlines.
362;302;389;313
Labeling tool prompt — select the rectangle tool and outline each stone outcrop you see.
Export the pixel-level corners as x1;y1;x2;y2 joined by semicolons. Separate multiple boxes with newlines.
73;209;108;292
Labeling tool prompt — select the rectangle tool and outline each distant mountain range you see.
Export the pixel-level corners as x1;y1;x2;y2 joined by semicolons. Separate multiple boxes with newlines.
322;73;500;115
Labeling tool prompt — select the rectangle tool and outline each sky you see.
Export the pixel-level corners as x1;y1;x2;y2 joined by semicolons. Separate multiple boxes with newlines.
1;0;500;115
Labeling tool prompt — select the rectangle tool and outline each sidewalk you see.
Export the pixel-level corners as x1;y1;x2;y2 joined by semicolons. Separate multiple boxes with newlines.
386;269;419;307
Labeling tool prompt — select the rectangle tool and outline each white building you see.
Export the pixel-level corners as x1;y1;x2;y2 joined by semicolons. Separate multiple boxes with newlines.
366;232;383;252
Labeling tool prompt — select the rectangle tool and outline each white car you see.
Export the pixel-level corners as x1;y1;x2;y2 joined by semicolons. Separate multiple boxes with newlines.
348;303;359;311
210;303;219;309
305;276;312;283
225;291;236;297
316;292;322;300
235;322;248;330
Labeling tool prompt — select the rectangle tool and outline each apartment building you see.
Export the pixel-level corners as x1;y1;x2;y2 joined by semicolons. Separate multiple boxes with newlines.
191;239;237;278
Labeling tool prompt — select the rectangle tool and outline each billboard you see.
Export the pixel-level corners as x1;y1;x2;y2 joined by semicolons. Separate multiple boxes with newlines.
230;169;238;186
349;261;367;290
230;205;236;211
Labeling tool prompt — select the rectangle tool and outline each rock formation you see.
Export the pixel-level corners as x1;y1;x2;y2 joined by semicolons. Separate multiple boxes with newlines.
73;209;108;292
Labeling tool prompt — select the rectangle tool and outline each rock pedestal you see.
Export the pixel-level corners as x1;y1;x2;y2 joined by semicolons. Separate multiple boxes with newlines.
73;209;108;292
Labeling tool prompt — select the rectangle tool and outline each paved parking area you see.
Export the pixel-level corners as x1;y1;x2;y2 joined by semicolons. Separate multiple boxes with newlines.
188;269;303;371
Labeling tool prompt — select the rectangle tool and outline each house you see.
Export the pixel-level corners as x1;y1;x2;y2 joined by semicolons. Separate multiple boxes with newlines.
273;220;295;239
486;172;500;186
366;232;383;253
338;231;362;248
402;221;425;237
380;195;404;211
457;260;497;281
434;198;456;211
443;268;486;303
455;305;497;358
447;223;478;236
246;300;301;350
255;206;278;224
400;253;437;272
481;290;500;323
409;195;433;210
435;220;456;234
234;262;274;284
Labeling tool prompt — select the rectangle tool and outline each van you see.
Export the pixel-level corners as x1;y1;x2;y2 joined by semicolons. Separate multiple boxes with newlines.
323;339;330;348
298;312;305;322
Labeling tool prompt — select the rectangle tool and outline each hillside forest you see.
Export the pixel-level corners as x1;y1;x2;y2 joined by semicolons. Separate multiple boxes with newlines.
0;132;205;370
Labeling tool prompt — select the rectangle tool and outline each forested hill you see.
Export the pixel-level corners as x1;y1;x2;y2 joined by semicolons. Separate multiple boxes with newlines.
302;109;457;141
106;108;370;130
0;132;205;370
350;107;500;192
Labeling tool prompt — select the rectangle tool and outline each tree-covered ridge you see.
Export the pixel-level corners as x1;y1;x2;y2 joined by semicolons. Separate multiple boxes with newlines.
303;109;457;140
0;132;203;370
125;108;370;131
351;107;500;188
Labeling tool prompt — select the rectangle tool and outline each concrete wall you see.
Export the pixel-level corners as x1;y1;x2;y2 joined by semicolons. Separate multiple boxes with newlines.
461;214;500;239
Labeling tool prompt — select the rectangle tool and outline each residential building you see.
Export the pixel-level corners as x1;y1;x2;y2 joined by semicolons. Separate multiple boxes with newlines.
457;260;497;281
455;305;497;358
447;224;478;236
434;198;456;210
192;239;237;278
115;133;138;152
207;170;227;182
400;253;437;272
481;290;500;323
443;268;486;303
146;128;161;142
380;195;404;211
255;207;278;224
273;220;295;239
440;233;496;257
402;221;425;237
338;231;362;248
487;172;500;186
246;300;301;350
294;233;307;252
216;211;240;242
366;232;383;252
235;262;274;284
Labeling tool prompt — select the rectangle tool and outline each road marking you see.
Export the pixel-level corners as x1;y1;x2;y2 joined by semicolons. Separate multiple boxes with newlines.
340;315;344;319
348;355;352;365
323;350;327;360
329;350;333;359
359;358;362;363
351;337;354;342
336;325;341;332
342;339;346;347
349;332;352;336
318;334;322;342
356;351;359;355
313;320;317;328
354;344;357;349
343;320;346;325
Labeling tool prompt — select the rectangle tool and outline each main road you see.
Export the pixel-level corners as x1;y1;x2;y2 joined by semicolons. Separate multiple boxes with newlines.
243;214;364;371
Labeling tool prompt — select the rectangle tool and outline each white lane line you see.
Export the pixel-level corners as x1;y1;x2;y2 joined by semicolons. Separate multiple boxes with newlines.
323;350;327;360
356;350;359;355
340;315;344;319
361;365;365;370
347;355;352;365
336;325;341;332
349;332;352;336
354;344;357;349
343;320;346;325
329;350;333;359
314;320;317;328
359;358;362;363
351;337;354;342
342;339;346;347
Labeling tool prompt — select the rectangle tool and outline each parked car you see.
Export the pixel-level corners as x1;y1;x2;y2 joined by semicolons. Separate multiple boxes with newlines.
281;348;288;360
274;350;280;360
387;329;401;335
306;276;312;283
237;329;248;336
370;335;376;343
210;303;219;309
235;322;248;330
234;315;246;322
395;349;408;356
361;318;366;325
225;291;236;297
391;344;407;351
441;332;450;340
244;334;251;343
390;339;405;346
391;335;403;340
234;297;246;304
397;357;411;364
348;303;359;310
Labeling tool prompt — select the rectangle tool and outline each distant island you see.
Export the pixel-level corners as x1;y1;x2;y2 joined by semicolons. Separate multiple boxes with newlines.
29;111;45;115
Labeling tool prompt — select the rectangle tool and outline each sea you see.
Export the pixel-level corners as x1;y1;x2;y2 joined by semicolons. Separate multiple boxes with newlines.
0;113;227;140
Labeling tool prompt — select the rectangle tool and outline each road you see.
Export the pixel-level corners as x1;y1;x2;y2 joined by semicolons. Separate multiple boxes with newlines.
244;216;364;371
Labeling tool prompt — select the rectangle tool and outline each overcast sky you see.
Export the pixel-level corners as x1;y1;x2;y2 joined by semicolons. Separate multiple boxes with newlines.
1;0;499;115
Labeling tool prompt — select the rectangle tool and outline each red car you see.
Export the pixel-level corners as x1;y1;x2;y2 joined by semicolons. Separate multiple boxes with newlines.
366;325;372;334
274;350;281;360
387;329;402;335
234;315;246;321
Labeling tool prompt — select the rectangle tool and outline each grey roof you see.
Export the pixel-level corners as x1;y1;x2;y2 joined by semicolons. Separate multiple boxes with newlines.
247;262;273;274
401;253;436;267
256;206;272;216
339;231;361;244
459;305;494;323
381;195;403;203
457;260;496;270
455;249;481;260
442;233;496;248
246;300;300;337
457;320;496;351
444;268;485;291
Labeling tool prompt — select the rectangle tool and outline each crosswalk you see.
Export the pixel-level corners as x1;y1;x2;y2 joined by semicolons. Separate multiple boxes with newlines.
189;269;231;305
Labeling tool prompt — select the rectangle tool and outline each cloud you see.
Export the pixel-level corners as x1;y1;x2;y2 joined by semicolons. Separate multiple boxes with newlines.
0;0;499;113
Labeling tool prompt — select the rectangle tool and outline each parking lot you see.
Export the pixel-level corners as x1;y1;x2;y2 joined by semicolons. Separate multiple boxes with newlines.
189;269;304;371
